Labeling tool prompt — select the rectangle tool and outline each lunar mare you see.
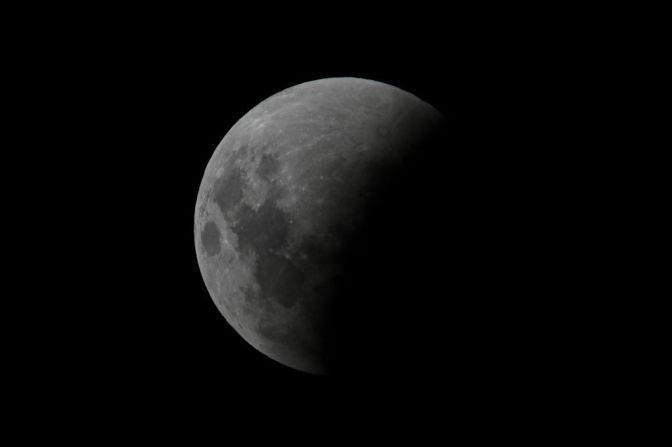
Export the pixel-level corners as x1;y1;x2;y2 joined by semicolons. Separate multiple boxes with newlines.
194;77;445;374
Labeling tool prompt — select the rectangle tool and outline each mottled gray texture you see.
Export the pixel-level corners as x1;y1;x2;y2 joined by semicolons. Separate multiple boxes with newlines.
194;77;444;374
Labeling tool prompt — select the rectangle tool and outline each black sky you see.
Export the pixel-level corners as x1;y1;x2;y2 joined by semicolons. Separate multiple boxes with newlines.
18;9;606;431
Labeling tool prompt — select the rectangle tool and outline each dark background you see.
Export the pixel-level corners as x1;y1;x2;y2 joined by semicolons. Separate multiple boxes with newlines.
17;9;613;432
107;42;462;391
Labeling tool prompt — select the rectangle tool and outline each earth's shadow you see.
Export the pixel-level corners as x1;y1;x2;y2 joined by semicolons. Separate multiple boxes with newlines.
318;119;582;395
319;121;474;379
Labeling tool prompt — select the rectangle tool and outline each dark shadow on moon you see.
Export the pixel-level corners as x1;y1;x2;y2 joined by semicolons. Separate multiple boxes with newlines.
316;121;463;378
317;123;583;397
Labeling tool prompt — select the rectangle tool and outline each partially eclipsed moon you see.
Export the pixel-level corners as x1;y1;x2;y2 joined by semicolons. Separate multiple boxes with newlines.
194;77;446;374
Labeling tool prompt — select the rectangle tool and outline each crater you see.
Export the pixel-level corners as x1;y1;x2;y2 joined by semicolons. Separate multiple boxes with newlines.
232;199;290;256
377;126;390;136
213;166;246;217
231;198;304;307
200;221;221;257
257;152;281;181
257;322;291;344
256;253;304;308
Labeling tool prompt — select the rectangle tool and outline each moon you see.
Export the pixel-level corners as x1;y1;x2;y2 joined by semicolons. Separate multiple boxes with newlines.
194;77;446;374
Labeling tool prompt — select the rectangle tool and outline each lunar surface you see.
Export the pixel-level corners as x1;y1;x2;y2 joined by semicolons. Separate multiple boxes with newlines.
194;77;446;374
